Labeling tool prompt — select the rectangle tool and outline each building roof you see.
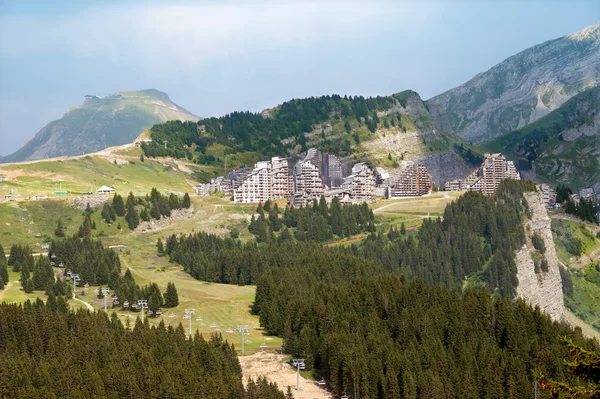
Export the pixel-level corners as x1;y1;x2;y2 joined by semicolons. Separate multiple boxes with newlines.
97;185;115;192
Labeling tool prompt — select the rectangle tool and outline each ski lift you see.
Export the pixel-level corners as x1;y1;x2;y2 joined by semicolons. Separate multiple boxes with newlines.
51;254;57;259
214;328;221;333
58;262;64;268
35;233;41;238
195;316;202;321
123;301;130;308
50;261;55;266
340;395;348;399
155;309;163;316
318;379;326;386
147;310;154;316
112;295;118;300
113;299;120;305
183;314;190;320
168;313;176;318
200;323;206;328
226;328;234;334
210;324;216;328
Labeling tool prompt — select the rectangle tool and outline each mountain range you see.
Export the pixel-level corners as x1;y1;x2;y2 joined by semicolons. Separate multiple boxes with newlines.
0;89;198;163
427;22;600;143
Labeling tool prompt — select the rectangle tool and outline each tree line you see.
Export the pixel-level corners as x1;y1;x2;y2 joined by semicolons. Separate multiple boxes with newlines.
248;197;375;243
143;94;401;164
162;180;536;297
0;301;288;398
99;189;191;231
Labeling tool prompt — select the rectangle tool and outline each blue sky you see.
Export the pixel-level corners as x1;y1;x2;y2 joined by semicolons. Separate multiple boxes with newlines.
0;1;598;156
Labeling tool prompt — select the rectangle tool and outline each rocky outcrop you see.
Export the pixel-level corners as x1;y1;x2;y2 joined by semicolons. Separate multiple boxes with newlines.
137;206;194;232
427;22;600;143
515;191;564;321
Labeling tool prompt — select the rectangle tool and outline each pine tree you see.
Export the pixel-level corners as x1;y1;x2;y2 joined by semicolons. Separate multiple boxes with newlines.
101;203;116;223
269;205;281;232
112;194;126;217
24;278;34;293
54;218;66;237
400;222;406;235
156;238;165;255
78;213;93;238
140;207;150;222
164;282;179;307
183;193;191;209
0;244;7;284
125;198;140;230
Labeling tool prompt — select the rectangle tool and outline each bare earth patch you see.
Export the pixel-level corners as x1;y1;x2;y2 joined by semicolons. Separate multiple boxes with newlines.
239;352;330;399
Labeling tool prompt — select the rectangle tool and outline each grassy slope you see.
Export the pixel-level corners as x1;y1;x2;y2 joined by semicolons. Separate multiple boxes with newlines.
0;154;224;198
552;217;600;332
0;152;467;352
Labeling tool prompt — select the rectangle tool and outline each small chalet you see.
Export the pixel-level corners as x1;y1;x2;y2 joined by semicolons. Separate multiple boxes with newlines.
97;186;116;195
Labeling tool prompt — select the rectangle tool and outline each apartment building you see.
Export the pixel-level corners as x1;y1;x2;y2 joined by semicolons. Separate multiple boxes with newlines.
481;153;520;195
233;157;291;203
342;162;377;202
541;183;558;210
292;160;323;207
322;152;347;188
444;153;520;195
387;162;433;198
234;167;272;203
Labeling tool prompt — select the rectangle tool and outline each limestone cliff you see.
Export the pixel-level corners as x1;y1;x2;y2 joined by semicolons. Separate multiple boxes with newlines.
515;191;564;321
427;23;600;143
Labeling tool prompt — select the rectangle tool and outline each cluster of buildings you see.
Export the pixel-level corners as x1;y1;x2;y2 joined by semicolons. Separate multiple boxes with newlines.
444;153;520;195
195;148;436;206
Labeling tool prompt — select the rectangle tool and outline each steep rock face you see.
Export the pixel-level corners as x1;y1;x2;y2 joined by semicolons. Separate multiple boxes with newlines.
427;23;600;143
515;191;564;321
356;91;473;185
1;89;199;163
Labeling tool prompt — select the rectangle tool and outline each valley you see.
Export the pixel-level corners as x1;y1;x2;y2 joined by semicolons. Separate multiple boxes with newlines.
1;15;600;398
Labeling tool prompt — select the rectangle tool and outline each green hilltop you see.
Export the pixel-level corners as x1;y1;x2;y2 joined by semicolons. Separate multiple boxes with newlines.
142;90;479;184
1;89;199;164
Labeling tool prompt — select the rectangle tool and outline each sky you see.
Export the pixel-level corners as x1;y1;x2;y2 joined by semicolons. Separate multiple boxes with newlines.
0;1;598;156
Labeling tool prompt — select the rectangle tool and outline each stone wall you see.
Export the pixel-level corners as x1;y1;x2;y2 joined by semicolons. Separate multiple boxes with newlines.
515;191;565;321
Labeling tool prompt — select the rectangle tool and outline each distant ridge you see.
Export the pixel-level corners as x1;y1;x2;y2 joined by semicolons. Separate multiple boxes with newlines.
1;89;199;163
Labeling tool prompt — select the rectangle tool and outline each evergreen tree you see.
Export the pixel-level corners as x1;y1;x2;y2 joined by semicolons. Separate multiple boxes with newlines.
400;222;406;235
140;207;150;222
0;244;7;285
112;194;126;217
156;238;165;255
101;202;116;223
125;195;140;230
164;282;179;307
54;218;66;237
183;193;191;208
24;278;34;293
269;204;281;232
78;213;93;238
20;259;30;288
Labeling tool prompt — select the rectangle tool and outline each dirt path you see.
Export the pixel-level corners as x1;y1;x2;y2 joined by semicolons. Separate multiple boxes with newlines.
72;293;94;311
239;352;330;399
